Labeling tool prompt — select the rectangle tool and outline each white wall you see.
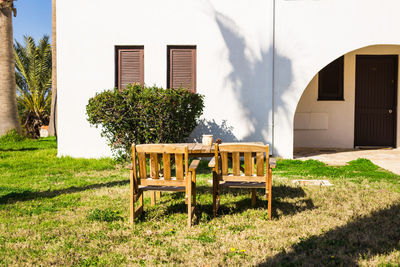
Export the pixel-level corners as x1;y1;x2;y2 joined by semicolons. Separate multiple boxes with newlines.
57;0;273;158
274;0;400;158
58;0;400;158
294;45;400;148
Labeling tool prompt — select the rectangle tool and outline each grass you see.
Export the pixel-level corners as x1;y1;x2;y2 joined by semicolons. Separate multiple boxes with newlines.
1;134;400;266
275;158;400;186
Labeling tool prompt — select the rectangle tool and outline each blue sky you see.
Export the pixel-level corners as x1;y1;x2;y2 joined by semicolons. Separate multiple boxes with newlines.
13;0;51;43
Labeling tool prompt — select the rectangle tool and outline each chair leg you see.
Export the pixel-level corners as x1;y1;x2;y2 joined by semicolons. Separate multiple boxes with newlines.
192;182;196;206
131;192;144;223
267;168;272;220
191;170;196;206
185;186;188;204
130;170;135;224
130;195;135;224
138;193;144;213
216;181;220;215
212;171;219;217
251;189;256;207
150;191;156;206
187;180;192;227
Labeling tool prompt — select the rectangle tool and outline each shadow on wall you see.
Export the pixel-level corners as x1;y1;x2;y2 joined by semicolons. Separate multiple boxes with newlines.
215;11;272;143
259;202;400;266
202;7;293;155
189;119;238;142
188;4;294;155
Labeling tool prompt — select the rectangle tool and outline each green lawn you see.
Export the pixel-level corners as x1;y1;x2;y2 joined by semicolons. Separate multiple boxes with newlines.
1;135;400;266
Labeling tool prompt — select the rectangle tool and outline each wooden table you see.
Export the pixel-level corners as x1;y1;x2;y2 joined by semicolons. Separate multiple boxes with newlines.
185;143;214;157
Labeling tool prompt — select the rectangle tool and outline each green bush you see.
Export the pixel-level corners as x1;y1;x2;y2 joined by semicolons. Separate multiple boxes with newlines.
86;84;204;159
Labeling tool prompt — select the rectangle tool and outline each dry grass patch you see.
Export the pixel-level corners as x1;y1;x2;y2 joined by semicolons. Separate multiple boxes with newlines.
3;177;400;266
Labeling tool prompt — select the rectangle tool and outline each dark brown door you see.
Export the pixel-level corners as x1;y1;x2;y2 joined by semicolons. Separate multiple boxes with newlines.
355;55;398;147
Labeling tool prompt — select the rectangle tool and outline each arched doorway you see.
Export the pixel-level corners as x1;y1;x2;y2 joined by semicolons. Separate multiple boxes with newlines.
294;45;400;151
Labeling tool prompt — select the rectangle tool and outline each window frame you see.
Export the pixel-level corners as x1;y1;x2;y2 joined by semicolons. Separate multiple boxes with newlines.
167;45;197;93
317;55;345;101
115;45;144;89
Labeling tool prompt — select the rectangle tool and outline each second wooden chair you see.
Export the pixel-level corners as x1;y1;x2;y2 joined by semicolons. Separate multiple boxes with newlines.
210;143;272;219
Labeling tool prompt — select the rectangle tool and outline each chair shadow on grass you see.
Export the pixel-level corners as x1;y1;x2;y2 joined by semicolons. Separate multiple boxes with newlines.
0;180;129;204
258;202;400;266
153;184;315;225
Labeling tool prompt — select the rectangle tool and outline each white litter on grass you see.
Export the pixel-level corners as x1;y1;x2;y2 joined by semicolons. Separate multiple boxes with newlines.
292;180;333;186
39;126;49;138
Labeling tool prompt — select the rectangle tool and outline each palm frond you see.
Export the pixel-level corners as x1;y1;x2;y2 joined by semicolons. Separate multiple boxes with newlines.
14;35;52;137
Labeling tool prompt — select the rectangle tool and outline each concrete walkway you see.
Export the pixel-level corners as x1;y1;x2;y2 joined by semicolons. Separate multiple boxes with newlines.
294;148;400;175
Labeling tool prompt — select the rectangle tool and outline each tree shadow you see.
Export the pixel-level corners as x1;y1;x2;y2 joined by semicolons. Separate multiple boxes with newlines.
189;119;238;143
213;11;273;144
259;202;400;266
269;184;307;199
212;185;314;220
184;5;296;158
159;185;313;222
0;180;129;204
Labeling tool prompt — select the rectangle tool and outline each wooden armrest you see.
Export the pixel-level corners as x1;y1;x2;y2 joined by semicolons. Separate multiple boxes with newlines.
269;158;276;169
189;160;200;172
208;157;216;168
126;163;133;170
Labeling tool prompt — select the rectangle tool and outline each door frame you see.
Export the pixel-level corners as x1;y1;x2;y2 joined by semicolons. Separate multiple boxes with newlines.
354;54;398;148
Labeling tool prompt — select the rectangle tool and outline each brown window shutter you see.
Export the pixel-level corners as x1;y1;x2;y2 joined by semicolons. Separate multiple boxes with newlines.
318;56;344;100
167;46;196;92
115;46;144;89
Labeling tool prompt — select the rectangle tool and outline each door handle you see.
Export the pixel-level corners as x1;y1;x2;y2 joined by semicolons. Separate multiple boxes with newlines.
389;109;393;114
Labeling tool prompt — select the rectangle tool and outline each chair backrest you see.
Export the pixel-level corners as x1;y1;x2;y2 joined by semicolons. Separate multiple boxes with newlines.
215;143;269;179
132;144;189;182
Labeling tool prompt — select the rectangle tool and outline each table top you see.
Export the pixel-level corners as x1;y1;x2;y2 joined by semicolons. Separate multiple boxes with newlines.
173;143;214;157
181;142;269;158
187;143;214;154
184;142;265;154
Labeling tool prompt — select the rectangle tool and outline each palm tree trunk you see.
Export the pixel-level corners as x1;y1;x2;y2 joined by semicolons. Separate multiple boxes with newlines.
48;0;57;137
0;4;20;136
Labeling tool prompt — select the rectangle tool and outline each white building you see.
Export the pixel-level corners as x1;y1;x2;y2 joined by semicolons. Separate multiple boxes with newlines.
57;0;400;159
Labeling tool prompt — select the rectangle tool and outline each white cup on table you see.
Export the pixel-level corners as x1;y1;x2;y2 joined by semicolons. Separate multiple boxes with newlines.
202;135;213;146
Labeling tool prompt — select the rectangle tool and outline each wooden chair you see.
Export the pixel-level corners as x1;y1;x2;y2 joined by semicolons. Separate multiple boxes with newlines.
210;143;273;219
130;144;199;227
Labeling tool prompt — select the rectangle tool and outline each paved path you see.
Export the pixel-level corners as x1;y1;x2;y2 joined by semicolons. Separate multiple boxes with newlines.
294;148;400;175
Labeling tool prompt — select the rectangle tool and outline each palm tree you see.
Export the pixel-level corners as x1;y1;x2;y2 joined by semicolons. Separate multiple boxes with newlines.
14;36;52;138
48;0;57;136
0;0;20;136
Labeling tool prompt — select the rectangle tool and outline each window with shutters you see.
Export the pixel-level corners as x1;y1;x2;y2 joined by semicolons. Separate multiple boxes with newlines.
318;56;344;100
115;46;144;89
167;46;196;93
